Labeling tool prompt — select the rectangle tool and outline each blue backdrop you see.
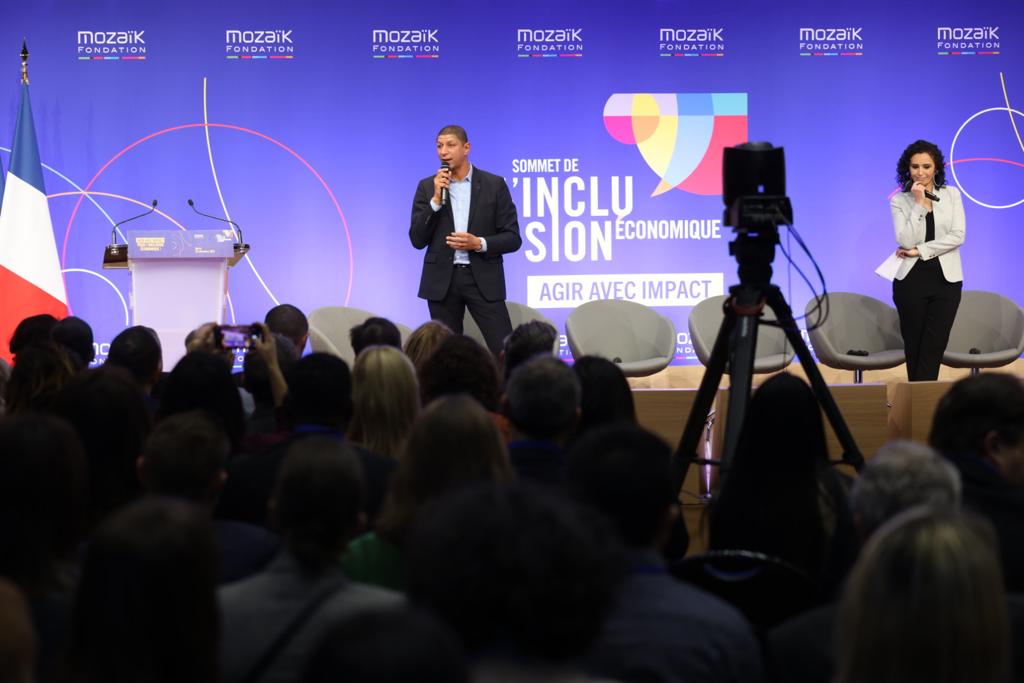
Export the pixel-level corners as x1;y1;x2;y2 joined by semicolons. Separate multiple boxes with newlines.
3;0;1022;363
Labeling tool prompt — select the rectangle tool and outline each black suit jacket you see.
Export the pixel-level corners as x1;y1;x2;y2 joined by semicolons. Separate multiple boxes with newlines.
409;166;521;302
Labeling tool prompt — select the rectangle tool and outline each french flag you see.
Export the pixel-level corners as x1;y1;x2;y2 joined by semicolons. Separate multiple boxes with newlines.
0;80;68;363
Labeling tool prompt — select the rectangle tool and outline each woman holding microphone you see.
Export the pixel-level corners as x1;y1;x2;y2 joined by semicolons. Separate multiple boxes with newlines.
890;140;965;381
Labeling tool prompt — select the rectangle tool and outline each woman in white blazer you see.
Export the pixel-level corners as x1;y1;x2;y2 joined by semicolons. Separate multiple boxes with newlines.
890;140;965;381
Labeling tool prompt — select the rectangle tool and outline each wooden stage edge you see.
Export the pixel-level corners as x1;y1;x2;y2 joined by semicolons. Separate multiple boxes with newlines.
630;359;1024;555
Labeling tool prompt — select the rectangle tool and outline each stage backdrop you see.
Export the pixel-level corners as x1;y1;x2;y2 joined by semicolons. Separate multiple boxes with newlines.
3;0;1022;364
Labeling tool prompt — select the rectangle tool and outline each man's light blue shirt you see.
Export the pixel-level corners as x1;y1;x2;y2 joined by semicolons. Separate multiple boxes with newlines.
430;164;486;265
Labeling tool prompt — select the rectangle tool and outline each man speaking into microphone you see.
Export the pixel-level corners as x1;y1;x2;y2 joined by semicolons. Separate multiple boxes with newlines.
409;125;522;354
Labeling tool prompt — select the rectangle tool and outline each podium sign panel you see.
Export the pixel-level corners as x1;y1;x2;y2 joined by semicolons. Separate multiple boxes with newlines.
127;230;237;369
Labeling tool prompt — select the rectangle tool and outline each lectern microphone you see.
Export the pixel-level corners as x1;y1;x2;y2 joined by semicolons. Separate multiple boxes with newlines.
187;199;244;246
111;199;158;246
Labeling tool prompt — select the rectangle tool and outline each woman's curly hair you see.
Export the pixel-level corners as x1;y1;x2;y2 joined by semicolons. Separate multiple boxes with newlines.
896;139;947;190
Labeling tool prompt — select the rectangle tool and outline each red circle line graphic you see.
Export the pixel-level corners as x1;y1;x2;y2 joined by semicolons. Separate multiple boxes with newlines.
60;123;353;305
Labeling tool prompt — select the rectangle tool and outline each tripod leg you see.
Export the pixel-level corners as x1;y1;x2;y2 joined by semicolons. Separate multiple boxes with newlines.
720;303;760;472
766;289;865;471
673;306;735;493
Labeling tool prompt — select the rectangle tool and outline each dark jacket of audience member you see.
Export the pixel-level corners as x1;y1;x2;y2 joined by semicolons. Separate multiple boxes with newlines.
65;498;220;683
140;411;279;584
503;356;579;486
572;355;637;436
159;351;246;453
219;437;402;683
929;373;1024;591
408;483;623;680
51;366;152;530
0;414;87;683
343;394;513;591
568;424;762;683
50;316;95;370
217;353;396;528
708;373;856;596
350;317;402;356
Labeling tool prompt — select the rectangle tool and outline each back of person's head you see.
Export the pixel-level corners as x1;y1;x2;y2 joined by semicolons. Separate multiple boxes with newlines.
4;342;75;414
836;509;1008;683
378;394;512;542
572;355;636;434
418;335;500;411
350;317;402;356
566;423;675;548
403;321;452;373
51;366;152;528
501;320;558;382
852;441;961;539
303;608;468;683
348;345;419;459
409;482;622;661
106;326;163;390
504;356;580;440
8;314;58;359
68;497;219;683
243;333;296;405
159;352;244;452
51;316;95;369
0;579;34;683
140;411;230;505
265;304;309;355
0;414;87;596
272;436;365;573
284;353;353;429
929;373;1024;479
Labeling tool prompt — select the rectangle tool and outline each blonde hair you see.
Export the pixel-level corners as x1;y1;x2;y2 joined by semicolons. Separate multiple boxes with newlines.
348;346;420;459
403;321;452;374
836;508;1009;683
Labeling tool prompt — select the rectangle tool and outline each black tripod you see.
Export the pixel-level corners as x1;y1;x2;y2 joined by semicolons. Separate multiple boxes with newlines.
673;231;865;492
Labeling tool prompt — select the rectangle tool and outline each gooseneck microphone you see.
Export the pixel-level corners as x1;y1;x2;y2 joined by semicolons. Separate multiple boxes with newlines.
111;199;158;246
187;199;244;245
440;161;450;207
904;180;940;202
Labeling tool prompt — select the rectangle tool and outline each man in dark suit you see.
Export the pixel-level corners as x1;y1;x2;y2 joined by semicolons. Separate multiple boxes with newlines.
409;125;522;354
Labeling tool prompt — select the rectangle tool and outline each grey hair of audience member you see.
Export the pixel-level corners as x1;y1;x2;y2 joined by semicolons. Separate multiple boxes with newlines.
851;440;961;539
504;356;580;440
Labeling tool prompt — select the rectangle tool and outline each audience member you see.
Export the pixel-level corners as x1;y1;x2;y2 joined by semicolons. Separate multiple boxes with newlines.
7;314;57;361
350;317;402;356
768;440;963;683
51;366;152;529
242;332;295;439
572;355;636;436
567;423;760;683
139;411;279;583
265;303;309;357
4;342;74;414
220;437;401;683
302;607;468;683
343;394;513;591
929;373;1024;590
217;353;396;528
50;316;95;370
348;345;420;459
402;321;452;373
418;334;501;411
65;498;220;683
408;483;622;682
0;414;87;683
159;351;245;453
835;509;1009;683
501;320;557;383
105;325;163;397
503;356;579;486
708;373;856;596
0;359;7;415
0;579;35;683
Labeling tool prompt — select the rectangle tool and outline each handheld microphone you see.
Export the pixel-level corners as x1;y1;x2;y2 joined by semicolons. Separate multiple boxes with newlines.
904;180;940;202
111;199;157;246
440;162;450;207
187;199;244;245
